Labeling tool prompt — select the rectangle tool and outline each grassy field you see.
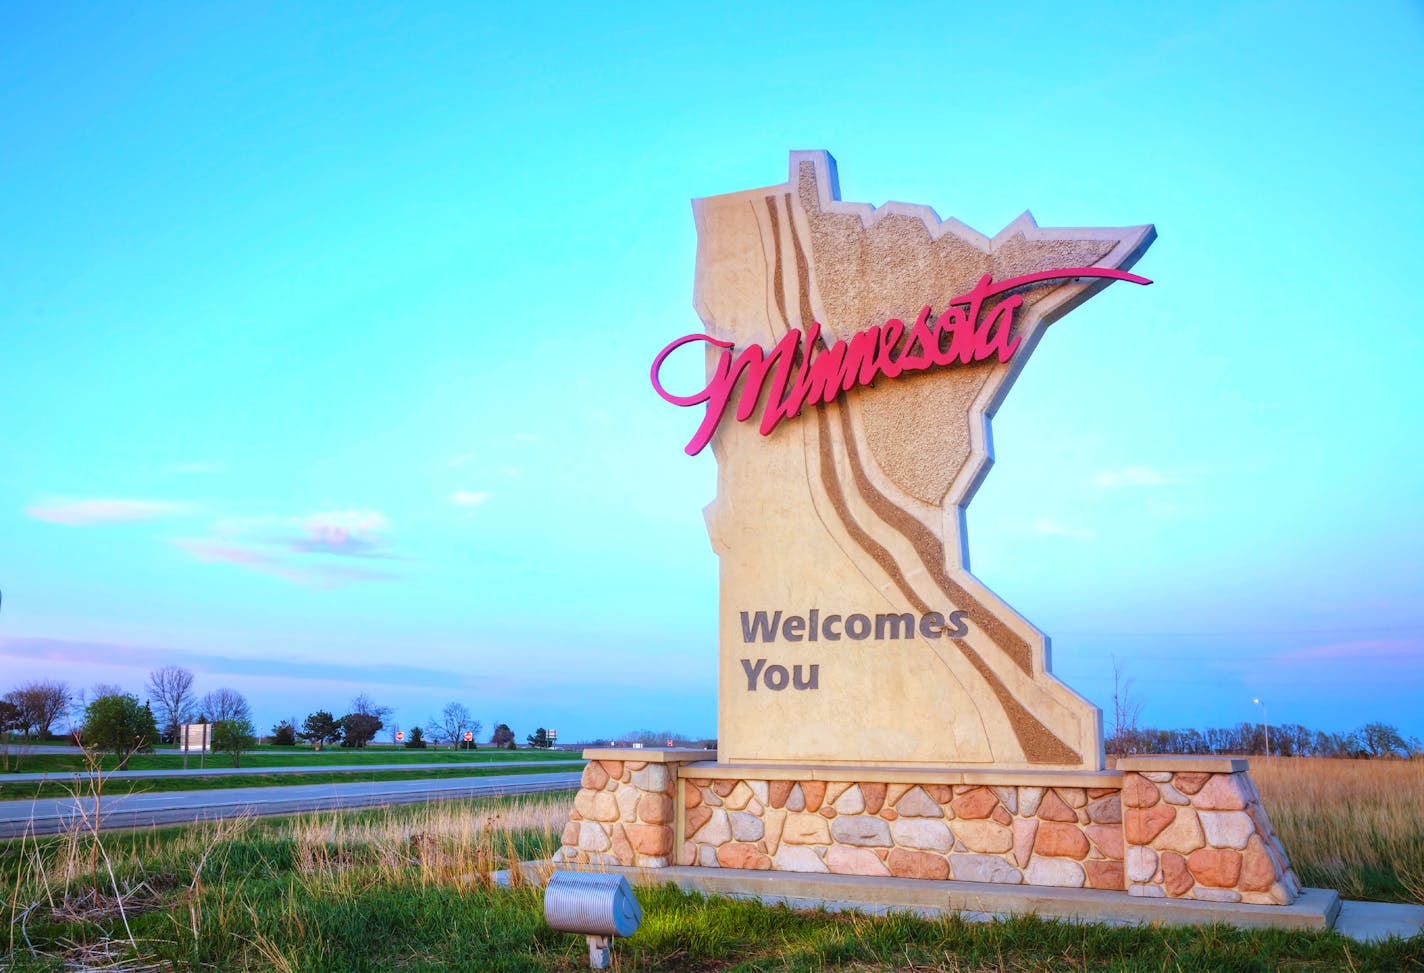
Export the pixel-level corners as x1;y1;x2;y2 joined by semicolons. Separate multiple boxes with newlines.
0;763;577;802
0;746;578;776
2;758;1421;971
1251;756;1424;904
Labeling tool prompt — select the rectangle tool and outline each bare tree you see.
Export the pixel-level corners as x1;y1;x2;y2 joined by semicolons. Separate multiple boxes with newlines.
147;665;196;744
1108;656;1143;756
200;687;252;725
432;702;480;749
10;680;71;739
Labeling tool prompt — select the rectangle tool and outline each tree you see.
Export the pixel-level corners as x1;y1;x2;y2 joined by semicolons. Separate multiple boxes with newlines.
491;723;514;747
147;666;196;744
300;710;343;749
200;687;252;725
83;692;158;768
433;702;481;751
0;698;25;772
211;717;257;767
271;720;297;746
1358;722;1407;758
527;727;551;749
9;680;71;739
340;694;391;749
403;725;427;749
1107;656;1143;756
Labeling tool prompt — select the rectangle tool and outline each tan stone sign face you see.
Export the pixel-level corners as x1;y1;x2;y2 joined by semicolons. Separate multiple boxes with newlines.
672;151;1154;771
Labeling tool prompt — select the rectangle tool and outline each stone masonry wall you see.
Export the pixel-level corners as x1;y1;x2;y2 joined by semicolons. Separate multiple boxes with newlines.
553;756;1299;908
554;759;677;868
683;778;1125;890
1122;769;1299;905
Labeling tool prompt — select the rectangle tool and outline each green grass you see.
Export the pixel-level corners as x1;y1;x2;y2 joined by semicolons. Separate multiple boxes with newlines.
2;795;1420;972
0;763;578;801
1;746;578;776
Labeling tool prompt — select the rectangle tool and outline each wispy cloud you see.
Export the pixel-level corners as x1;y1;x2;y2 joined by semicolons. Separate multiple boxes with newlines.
449;490;491;507
174;508;401;587
1093;466;1180;488
27;497;194;526
289;510;393;558
1033;518;1094;540
0;635;472;690
173;537;399;588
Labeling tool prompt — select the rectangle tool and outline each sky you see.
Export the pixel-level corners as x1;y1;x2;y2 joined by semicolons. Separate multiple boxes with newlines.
2;1;1421;747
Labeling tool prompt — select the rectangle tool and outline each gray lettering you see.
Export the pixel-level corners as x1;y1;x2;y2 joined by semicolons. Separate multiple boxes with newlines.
740;611;782;643
764;664;790;691
793;664;819;690
808;608;819;641
875;612;914;639
946;609;969;639
823;614;842;640
741;657;766;690
846;613;871;640
783;615;805;642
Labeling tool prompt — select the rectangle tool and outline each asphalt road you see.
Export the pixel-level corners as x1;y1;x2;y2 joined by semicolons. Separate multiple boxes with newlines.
1;759;581;783
0;771;582;838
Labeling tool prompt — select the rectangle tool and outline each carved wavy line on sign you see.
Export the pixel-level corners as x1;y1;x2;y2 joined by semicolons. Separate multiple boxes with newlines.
765;195;789;333
783;190;1079;766
834;400;1079;765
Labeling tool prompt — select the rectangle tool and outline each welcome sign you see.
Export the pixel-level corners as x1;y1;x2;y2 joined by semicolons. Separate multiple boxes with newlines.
654;151;1156;771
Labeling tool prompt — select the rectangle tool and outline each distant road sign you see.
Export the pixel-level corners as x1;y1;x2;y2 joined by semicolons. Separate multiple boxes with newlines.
463;731;474;742
395;730;405;742
666;739;674;747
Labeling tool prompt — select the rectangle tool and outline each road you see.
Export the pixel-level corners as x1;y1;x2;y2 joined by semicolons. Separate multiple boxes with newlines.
0;759;581;783
0;771;582;838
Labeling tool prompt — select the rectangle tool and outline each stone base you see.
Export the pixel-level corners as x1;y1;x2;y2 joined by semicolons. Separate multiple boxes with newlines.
556;751;1302;907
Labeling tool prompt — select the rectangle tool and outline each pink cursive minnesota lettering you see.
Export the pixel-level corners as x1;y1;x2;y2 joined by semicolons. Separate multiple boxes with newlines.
651;267;1151;456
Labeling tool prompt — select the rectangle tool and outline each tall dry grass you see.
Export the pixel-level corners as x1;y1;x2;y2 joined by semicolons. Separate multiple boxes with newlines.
5;790;574;969
1252;756;1424;903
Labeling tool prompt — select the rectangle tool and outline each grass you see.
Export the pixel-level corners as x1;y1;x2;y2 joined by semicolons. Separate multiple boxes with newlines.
0;763;578;802
5;791;1420;972
1;756;1420;970
1252;756;1424;904
1;746;578;776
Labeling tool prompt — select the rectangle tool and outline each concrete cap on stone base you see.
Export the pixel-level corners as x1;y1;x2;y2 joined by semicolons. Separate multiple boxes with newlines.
679;761;1123;789
582;748;714;763
1115;757;1249;774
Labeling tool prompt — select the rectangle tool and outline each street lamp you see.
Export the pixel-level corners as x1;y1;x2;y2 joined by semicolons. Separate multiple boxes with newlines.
1253;697;1271;760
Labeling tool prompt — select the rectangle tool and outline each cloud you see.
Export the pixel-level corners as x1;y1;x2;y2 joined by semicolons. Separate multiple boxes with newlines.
173;508;401;587
289;509;393;558
27;497;194;526
173;537;398;588
0;635;474;691
1269;637;1423;665
1033;518;1094;540
449;490;492;507
1092;466;1180;488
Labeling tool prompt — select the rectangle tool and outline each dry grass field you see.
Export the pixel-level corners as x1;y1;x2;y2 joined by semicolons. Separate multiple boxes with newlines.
2;759;1421;970
1251;755;1424;903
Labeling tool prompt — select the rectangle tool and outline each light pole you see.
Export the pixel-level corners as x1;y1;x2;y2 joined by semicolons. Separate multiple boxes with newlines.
1253;698;1271;760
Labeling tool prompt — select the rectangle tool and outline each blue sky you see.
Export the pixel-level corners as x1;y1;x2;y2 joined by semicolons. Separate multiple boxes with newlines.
2;1;1421;745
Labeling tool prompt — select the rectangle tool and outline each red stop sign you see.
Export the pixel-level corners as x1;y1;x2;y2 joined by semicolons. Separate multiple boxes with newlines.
463;732;474;742
395;731;405;742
